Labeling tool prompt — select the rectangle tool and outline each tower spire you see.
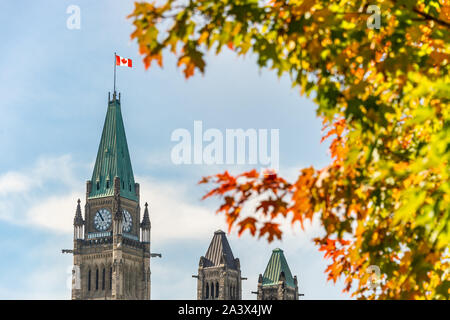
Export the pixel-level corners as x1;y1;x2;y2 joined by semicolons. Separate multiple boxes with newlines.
89;94;137;201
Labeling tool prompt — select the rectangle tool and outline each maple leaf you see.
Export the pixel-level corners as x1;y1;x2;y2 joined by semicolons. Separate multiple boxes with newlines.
259;222;282;243
237;217;258;236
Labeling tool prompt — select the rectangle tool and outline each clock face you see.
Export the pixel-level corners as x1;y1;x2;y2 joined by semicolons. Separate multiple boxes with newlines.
122;209;132;233
94;208;112;231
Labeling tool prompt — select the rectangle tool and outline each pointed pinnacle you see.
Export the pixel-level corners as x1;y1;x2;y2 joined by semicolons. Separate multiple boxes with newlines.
74;199;84;226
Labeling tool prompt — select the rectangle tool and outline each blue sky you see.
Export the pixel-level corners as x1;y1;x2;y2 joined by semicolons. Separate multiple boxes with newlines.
0;0;349;299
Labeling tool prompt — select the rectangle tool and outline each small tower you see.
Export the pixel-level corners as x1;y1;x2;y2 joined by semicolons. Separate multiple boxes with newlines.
256;248;299;300
141;202;151;243
140;202;151;299
73;199;84;240
72;199;84;300
194;230;243;300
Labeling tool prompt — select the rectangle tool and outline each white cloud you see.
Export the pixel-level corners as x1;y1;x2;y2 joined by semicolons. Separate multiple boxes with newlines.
0;155;83;231
138;176;228;244
27;192;80;234
0;155;78;195
0;172;32;195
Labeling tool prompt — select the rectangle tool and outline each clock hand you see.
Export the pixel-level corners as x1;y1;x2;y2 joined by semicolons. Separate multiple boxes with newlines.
99;213;104;221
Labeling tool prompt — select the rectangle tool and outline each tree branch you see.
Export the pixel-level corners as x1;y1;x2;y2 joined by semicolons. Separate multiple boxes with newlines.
413;7;450;28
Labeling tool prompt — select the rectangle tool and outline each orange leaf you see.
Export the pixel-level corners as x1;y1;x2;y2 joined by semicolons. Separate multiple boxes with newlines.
237;217;258;236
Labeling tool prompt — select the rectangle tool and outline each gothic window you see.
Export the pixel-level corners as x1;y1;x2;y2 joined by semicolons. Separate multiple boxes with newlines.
122;181;124;189
211;282;214;300
205;283;209;299
130;270;136;294
95;268;99;290
215;282;219;298
88;269;91;291
126;272;129;293
129;272;133;293
127;270;131;293
135;271;139;299
96;182;100;190
109;267;112;290
106;181;110;189
129;184;131;191
229;285;232;299
102;268;105;290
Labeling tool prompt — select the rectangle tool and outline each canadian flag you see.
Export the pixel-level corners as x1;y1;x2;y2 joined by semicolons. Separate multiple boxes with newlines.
116;55;132;67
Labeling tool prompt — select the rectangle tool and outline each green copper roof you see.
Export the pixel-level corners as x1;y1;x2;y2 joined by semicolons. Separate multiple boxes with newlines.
88;95;137;201
262;248;295;288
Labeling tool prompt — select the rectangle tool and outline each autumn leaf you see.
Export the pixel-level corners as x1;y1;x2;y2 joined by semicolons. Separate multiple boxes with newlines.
237;217;258;236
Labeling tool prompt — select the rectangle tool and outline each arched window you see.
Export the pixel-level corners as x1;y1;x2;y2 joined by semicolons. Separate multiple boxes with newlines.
109;267;113;290
211;282;214;300
88;269;91;291
122;181;125;189
106;181;110;189
128;271;131;294
129;184;131;191
205;283;209;299
127;271;131;293
96;182;100;190
102;268;105;290
229;285;232;299
95;269;99;290
135;271;139;299
215;282;219;298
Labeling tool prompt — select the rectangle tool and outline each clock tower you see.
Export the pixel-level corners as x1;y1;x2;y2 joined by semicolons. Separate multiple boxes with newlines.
71;92;151;300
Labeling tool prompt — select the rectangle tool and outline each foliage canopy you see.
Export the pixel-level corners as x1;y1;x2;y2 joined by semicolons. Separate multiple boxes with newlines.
129;0;450;299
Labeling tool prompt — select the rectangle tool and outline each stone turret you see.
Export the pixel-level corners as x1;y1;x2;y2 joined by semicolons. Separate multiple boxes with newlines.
194;230;243;300
256;248;299;300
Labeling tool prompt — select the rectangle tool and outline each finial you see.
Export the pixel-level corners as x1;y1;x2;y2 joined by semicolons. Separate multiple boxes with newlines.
145;202;148;208
77;198;81;204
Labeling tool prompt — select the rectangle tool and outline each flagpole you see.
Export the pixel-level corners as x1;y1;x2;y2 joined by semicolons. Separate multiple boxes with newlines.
114;52;117;96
